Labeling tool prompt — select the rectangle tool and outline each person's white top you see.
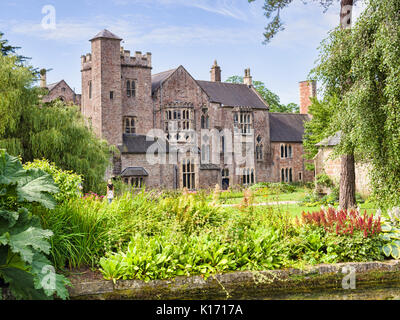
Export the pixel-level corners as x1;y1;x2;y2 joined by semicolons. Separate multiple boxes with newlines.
107;190;114;199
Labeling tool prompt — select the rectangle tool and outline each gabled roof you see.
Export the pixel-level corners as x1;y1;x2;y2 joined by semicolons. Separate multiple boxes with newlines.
151;67;269;110
90;29;122;41
316;132;342;147
46;80;74;93
269;113;310;142
118;134;169;154
196;81;268;109
46;81;62;91
121;167;149;177
151;69;177;94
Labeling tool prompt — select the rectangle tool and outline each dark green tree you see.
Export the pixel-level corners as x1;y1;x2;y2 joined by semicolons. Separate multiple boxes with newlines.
226;76;299;113
0;33;111;193
311;0;400;209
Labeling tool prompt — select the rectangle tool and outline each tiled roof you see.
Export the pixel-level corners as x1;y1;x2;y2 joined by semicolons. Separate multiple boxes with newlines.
46;81;62;91
316;131;342;147
120;167;149;177
118;134;169;154
151;69;177;94
90;29;122;41
196;81;269;109
269;113;310;142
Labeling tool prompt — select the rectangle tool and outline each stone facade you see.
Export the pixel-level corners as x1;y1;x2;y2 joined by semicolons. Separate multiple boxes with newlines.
80;29;314;190
271;142;314;183
41;77;81;106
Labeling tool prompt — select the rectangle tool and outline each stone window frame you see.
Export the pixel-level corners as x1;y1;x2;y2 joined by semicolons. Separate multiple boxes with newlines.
88;81;92;99
201;110;210;130
124;116;137;134
234;111;253;135
164;107;192;138
280;144;293;159
281;167;293;183
127;80;136;98
256;136;264;161
123;176;145;188
241;168;255;186
182;158;196;190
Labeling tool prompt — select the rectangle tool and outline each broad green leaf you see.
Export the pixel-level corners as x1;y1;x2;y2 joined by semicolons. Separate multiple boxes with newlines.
381;225;393;232
391;245;400;259
16;169;59;209
31;253;70;300
0;227;53;264
1;267;51;300
0;209;19;228
383;245;392;257
0;151;25;186
381;234;391;242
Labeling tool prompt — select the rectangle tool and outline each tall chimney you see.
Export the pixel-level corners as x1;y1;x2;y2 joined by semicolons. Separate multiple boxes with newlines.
244;68;252;86
210;60;221;82
40;69;47;88
299;80;317;115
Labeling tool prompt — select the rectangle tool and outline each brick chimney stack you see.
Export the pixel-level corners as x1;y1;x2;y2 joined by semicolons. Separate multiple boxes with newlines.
210;60;221;82
299;80;317;115
244;68;252;86
40;69;47;88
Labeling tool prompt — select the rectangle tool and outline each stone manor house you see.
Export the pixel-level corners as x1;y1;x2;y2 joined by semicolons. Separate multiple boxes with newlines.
50;29;316;190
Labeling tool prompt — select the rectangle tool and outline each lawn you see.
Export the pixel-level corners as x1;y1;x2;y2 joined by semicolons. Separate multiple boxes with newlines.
214;183;379;218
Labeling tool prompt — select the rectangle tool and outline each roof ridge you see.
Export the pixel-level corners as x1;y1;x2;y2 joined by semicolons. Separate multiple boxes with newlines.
152;68;177;77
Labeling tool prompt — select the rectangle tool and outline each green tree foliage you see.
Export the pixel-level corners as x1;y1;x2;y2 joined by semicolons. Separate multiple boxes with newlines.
0;34;111;193
23;160;83;204
303;95;339;159
226;76;299;113
310;0;400;208
0;150;70;300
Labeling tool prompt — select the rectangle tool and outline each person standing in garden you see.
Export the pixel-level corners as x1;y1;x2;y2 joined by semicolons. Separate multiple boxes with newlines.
107;179;114;204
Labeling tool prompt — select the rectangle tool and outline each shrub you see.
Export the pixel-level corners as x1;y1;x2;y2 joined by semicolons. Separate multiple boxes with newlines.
23;159;83;203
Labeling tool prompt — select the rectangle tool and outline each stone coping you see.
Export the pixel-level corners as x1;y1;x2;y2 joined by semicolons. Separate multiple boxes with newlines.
69;260;400;300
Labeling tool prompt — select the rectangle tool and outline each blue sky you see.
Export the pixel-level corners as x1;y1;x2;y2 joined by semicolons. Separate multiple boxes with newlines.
0;0;365;105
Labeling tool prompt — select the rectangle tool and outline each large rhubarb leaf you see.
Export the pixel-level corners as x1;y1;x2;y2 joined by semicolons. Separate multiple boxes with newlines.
16;168;59;209
31;253;70;300
0;150;25;185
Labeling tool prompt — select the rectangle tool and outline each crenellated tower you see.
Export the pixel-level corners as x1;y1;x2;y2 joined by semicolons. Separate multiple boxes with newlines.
81;29;154;148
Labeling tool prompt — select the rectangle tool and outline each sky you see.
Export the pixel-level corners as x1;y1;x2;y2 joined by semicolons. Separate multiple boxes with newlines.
0;0;366;105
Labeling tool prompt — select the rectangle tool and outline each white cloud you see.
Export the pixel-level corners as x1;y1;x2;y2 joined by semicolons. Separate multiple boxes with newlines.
111;0;255;21
2;15;259;46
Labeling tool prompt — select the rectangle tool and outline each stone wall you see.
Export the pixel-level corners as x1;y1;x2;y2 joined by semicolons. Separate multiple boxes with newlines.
121;153;176;189
66;260;400;300
315;147;371;196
